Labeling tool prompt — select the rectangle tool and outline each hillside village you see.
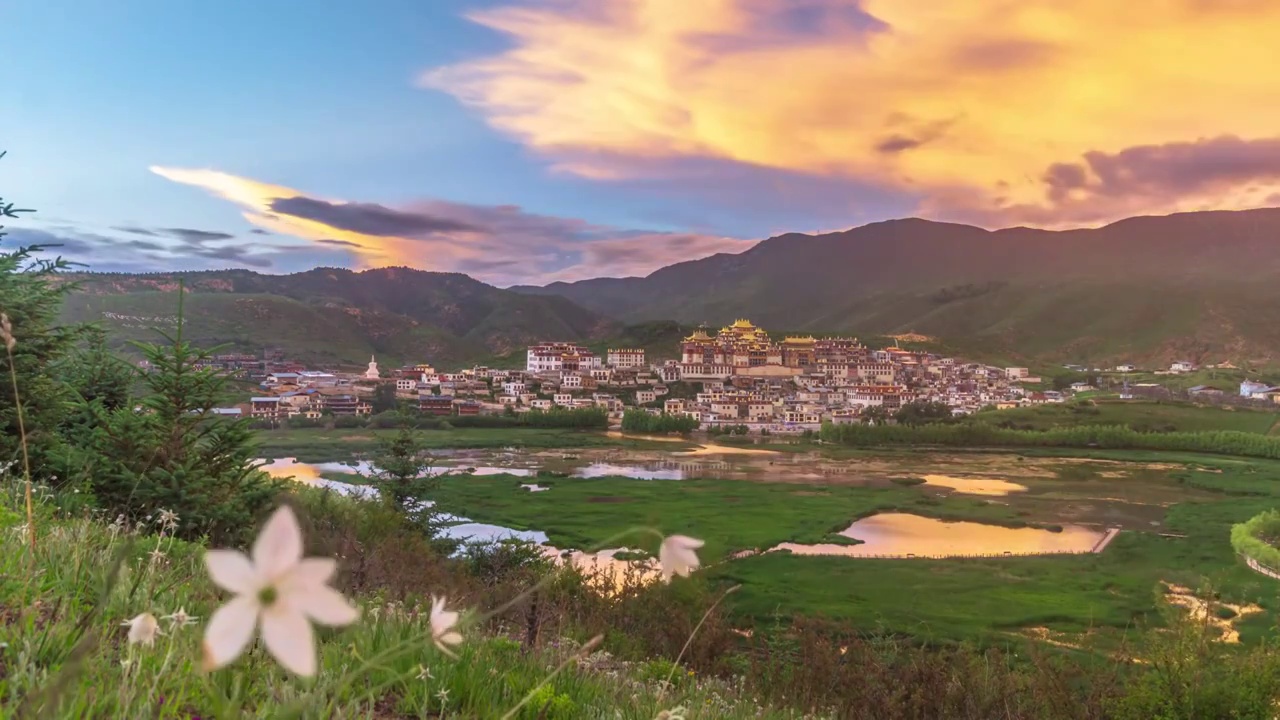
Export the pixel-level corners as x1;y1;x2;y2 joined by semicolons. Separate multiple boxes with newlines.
193;318;1280;431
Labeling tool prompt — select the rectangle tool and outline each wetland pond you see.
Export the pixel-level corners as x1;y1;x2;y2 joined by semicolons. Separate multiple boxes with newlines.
771;513;1111;558
258;457;660;585
261;441;1156;564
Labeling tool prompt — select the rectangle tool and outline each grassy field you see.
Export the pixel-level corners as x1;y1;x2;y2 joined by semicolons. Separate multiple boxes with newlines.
254;427;695;461
415;450;1280;647
0;489;804;718
974;399;1280;434
429;475;1036;563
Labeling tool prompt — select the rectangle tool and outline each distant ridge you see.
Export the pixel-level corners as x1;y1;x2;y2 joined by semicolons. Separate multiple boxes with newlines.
61;267;618;367
513;208;1280;365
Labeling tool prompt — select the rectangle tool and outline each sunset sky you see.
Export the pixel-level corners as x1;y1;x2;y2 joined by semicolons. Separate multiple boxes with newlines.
6;0;1280;285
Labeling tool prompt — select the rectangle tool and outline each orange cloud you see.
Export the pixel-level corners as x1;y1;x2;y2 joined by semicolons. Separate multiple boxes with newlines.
149;166;749;284
424;0;1280;226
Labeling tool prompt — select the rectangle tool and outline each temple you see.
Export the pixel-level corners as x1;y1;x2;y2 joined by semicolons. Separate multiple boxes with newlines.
679;319;867;380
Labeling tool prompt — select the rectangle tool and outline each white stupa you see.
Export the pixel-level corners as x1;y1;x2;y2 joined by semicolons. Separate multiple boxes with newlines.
364;355;380;380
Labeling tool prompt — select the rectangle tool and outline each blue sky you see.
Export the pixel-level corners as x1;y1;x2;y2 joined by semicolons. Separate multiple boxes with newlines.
5;0;1279;284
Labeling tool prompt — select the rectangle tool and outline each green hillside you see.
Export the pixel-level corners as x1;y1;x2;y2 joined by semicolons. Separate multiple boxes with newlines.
60;268;618;368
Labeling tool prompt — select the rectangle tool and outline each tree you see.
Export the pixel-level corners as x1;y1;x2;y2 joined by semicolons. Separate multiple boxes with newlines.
78;288;282;543
370;424;437;516
0;153;81;480
371;382;398;414
56;329;134;455
895;400;954;426
862;406;891;425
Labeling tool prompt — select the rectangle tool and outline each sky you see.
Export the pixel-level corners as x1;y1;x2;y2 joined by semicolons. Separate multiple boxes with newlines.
5;0;1280;286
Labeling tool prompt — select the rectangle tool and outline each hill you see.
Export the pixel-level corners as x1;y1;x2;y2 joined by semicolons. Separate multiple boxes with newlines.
513;208;1280;366
60;267;619;368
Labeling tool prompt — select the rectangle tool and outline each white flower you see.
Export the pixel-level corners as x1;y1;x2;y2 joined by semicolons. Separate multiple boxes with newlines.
437;688;450;703
658;535;704;581
655;707;688;720
416;663;434;681
156;508;180;530
165;607;198;629
429;596;463;657
202;505;359;676
123;613;162;647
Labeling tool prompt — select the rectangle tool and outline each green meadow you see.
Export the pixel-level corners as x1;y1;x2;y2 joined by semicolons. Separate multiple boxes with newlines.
255;427;693;461
414;451;1280;647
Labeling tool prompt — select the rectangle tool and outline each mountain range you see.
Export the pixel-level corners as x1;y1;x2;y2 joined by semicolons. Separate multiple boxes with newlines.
514;208;1280;366
58;207;1280;368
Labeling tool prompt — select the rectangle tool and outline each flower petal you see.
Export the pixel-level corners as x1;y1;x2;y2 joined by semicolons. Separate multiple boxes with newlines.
261;605;317;677
290;585;359;627
205;550;260;595
202;596;259;671
285;557;337;588
253;506;303;581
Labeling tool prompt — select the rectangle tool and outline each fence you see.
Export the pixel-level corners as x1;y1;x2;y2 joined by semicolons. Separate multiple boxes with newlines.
1244;554;1280;581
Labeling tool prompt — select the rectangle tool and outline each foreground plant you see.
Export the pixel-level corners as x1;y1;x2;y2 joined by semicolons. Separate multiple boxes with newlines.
123;613;161;647
203;504;359;676
659;535;704;581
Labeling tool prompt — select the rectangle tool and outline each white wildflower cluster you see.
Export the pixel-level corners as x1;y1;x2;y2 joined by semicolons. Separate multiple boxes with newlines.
154;508;180;533
117;500;707;717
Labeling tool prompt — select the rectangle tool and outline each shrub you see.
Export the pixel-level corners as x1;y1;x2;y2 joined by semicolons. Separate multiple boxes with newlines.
621;410;699;433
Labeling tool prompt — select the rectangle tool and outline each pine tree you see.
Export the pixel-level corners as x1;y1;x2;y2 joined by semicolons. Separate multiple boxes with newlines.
0;151;80;478
79;286;281;543
371;422;438;518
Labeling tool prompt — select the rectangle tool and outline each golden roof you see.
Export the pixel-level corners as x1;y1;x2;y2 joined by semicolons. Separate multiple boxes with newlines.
731;318;755;329
782;335;816;345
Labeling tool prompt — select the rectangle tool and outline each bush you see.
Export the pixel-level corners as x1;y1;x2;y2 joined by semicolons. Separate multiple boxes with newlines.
621;410;699;433
333;414;367;429
1231;510;1280;569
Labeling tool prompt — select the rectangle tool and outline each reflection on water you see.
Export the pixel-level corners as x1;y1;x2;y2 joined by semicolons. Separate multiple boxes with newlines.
544;547;662;589
604;431;781;457
574;463;683;480
673;443;780;457
442;522;549;545
772;513;1107;558
259;458;379;499
919;474;1028;496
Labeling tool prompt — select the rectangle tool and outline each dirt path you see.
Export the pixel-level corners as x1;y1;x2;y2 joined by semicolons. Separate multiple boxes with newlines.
1267;418;1280;436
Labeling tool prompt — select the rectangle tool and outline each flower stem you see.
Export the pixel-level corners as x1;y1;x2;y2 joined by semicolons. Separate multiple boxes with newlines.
6;343;35;553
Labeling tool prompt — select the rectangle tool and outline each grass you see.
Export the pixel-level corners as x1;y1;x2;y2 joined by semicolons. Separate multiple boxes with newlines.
406;452;1280;647
254;428;696;462
975;399;1280;434
0;485;806;719
427;475;1034;563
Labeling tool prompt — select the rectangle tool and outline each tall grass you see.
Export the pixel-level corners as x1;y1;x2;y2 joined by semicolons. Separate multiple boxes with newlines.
0;484;808;718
